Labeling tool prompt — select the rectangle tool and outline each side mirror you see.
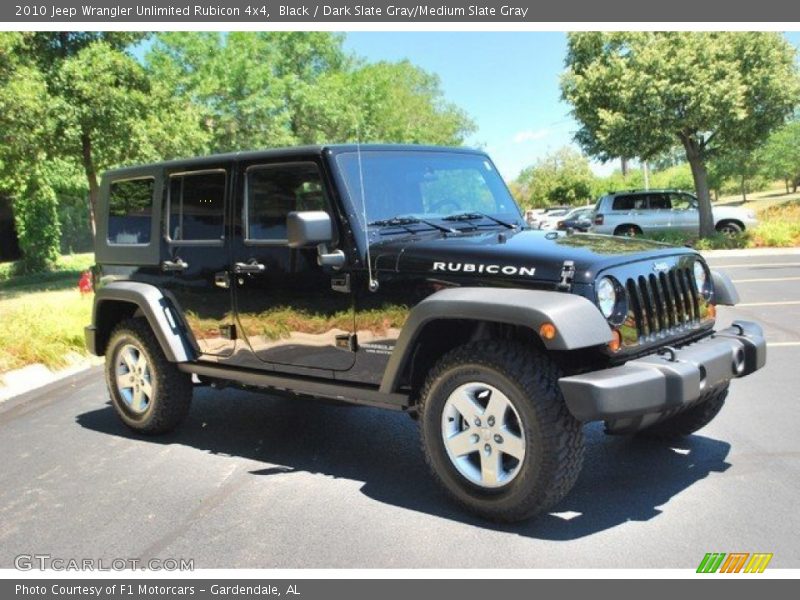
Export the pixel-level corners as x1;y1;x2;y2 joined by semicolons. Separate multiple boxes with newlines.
287;211;333;247
286;211;345;269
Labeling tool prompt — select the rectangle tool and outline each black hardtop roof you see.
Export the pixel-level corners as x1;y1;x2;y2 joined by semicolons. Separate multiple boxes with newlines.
103;144;486;179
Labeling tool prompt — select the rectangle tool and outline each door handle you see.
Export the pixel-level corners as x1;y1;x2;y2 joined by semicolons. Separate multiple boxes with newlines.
162;259;188;272
233;261;265;274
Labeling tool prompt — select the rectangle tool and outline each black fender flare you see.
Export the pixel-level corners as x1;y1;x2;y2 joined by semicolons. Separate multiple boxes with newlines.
89;281;196;362
379;287;613;393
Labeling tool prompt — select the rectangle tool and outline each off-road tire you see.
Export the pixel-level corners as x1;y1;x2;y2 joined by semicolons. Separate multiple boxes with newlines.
418;341;585;522
105;317;192;434
638;385;728;439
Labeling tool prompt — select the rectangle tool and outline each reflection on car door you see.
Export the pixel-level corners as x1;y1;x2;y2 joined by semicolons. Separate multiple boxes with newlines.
158;165;236;358
231;160;356;374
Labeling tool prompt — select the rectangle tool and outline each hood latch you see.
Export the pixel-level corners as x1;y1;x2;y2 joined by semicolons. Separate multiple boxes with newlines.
557;260;576;292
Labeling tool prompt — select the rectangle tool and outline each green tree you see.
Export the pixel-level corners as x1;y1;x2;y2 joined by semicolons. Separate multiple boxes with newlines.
708;147;767;201
760;119;800;193
294;60;475;145
515;147;596;208
1;32;209;257
0;34;60;271
147;32;347;151
147;33;475;149
56;40;208;234
562;32;800;236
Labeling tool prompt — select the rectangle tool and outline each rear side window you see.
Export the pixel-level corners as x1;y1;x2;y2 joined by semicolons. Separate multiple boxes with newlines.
107;177;155;245
647;194;671;209
168;170;226;243
612;195;646;210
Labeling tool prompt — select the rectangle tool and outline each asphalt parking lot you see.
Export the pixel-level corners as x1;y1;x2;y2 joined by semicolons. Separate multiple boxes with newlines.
0;250;798;569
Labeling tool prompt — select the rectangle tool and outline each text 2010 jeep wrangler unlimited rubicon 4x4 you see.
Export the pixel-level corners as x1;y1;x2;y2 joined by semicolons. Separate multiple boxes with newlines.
85;145;766;522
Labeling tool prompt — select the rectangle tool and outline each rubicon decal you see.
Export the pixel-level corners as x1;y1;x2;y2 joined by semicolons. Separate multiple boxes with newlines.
696;552;773;573
432;262;536;277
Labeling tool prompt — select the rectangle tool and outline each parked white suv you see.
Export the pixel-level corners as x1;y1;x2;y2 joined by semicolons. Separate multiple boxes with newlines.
590;190;758;237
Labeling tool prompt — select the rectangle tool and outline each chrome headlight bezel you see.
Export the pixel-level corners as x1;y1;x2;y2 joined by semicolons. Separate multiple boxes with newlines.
693;259;713;300
596;276;627;326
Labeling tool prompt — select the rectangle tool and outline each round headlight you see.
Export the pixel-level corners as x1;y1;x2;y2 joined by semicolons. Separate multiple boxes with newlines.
597;277;617;318
693;260;708;294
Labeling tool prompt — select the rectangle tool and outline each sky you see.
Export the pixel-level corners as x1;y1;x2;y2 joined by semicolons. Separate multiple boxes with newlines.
343;31;800;181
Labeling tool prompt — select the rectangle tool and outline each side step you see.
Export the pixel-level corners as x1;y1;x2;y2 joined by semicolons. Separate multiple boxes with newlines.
178;363;410;411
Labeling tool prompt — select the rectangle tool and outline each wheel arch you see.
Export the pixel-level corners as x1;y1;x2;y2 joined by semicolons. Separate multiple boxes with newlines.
614;223;643;236
379;287;613;395
90;282;196;363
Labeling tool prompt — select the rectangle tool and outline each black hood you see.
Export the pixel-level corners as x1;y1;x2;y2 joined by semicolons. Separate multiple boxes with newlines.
370;229;698;285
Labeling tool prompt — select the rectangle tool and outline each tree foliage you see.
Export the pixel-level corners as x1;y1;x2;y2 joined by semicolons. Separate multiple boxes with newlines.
146;33;475;149
515;147;595;208
562;32;800;236
759;119;800;193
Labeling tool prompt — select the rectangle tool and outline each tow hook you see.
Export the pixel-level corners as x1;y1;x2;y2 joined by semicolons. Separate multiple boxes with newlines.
657;346;679;362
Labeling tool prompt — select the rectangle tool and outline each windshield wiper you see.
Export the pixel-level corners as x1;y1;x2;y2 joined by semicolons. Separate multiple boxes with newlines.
368;216;456;234
442;212;517;229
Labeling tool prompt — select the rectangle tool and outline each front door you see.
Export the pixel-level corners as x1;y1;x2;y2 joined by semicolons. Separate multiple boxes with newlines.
159;165;235;357
232;160;356;373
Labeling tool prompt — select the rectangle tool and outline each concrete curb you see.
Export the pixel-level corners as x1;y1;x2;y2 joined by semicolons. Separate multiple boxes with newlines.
0;357;103;403
701;247;800;258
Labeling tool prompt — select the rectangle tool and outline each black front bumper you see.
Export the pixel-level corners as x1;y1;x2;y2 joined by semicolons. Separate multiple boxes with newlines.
559;321;766;426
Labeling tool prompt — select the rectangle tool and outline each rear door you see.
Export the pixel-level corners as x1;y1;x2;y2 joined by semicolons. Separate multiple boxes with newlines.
158;164;236;357
668;193;700;233
643;192;672;232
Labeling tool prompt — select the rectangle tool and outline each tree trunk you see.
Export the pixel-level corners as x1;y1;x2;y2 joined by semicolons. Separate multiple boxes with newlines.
81;131;98;238
621;157;629;177
681;135;715;238
785;178;790;194
741;176;747;202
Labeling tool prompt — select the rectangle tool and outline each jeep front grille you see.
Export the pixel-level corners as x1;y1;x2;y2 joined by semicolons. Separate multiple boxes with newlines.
625;267;701;341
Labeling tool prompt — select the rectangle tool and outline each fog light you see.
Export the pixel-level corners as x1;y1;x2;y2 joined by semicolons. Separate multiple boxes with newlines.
539;322;557;341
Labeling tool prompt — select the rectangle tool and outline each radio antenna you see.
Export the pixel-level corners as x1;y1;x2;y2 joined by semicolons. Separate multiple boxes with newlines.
356;120;379;292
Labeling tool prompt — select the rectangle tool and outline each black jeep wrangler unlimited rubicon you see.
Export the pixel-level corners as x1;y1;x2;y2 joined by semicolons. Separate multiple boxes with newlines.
86;145;765;522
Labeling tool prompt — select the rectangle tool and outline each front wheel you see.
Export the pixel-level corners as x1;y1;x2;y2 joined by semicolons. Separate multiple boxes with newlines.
418;341;585;522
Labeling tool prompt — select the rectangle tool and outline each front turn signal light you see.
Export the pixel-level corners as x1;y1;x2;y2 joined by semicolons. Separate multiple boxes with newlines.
707;304;717;319
608;329;622;352
539;322;557;341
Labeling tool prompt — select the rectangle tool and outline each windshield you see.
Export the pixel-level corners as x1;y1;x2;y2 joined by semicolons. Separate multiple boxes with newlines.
334;150;522;230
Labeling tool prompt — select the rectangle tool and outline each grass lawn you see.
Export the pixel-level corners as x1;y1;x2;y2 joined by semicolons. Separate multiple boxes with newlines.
0;253;95;375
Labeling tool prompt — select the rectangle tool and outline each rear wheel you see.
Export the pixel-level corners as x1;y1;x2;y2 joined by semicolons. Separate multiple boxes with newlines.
638;385;728;439
418;341;584;522
105;318;192;434
614;224;642;237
